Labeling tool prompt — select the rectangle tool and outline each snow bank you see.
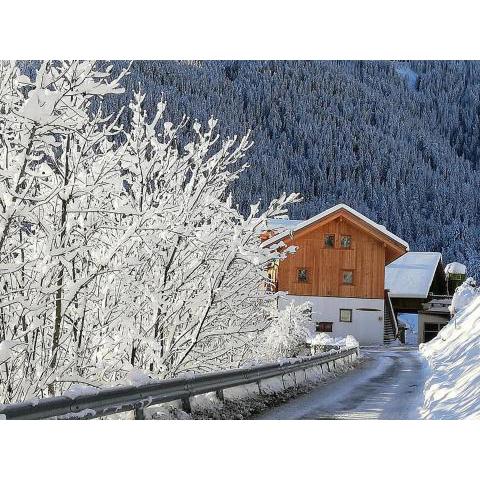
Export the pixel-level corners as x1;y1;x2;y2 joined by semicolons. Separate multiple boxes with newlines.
63;384;99;400
307;333;359;350
419;280;480;419
449;277;478;315
125;368;156;386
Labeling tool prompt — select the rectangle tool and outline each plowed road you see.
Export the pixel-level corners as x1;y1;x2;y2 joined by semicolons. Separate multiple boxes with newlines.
257;346;426;420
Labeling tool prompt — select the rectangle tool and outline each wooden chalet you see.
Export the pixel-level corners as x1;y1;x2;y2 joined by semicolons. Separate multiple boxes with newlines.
263;204;409;345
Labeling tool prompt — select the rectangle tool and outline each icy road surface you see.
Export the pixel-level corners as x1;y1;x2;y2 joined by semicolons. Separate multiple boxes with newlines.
257;346;427;420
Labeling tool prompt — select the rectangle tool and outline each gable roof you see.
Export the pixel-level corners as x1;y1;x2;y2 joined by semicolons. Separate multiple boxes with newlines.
263;203;409;251
385;252;442;299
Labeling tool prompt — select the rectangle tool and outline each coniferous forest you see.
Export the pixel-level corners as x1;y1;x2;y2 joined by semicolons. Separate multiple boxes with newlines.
31;60;480;274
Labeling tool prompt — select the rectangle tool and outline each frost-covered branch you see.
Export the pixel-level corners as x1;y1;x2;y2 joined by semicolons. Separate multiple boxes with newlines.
0;62;300;402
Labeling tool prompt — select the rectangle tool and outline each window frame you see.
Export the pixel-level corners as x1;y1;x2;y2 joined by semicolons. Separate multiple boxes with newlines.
341;269;354;285
316;322;333;333
339;309;353;323
297;267;309;283
340;234;352;249
324;233;335;249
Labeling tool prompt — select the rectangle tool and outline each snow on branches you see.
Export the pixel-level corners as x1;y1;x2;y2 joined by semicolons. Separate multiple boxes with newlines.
256;300;315;360
0;61;299;402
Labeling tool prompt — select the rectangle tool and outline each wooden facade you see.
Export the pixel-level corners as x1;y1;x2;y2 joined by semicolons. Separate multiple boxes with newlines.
275;209;407;300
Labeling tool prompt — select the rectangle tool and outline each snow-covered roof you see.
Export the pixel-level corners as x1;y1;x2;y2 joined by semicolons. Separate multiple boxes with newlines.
263;203;409;250
445;262;466;276
385;252;442;299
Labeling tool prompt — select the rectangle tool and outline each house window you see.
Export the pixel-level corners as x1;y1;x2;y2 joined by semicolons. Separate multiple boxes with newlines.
342;270;354;285
339;309;352;323
316;322;333;333
297;268;308;283
340;235;351;249
324;234;335;248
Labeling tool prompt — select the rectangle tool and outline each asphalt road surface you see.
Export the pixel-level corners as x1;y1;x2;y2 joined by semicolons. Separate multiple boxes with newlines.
257;346;427;420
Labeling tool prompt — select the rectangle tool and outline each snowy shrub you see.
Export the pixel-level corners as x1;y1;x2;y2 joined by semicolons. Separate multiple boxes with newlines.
0;61;300;402
258;301;315;360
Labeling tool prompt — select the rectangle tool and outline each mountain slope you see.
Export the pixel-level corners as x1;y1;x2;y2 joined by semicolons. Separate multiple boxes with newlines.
65;61;480;274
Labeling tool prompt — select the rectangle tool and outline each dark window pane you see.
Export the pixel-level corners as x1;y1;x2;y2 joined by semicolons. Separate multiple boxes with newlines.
316;322;333;332
324;234;335;248
341;235;351;249
297;268;308;283
342;271;353;284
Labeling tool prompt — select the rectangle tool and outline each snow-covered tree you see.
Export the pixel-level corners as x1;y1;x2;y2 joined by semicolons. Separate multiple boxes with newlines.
0;61;299;403
256;300;314;360
0;61;129;400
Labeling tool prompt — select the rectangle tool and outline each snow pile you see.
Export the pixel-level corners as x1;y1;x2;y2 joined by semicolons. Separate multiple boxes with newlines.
307;333;359;350
444;262;466;276
449;277;478;315
345;335;360;350
307;332;334;346
63;384;99;400
125;368;156;386
419;280;480;419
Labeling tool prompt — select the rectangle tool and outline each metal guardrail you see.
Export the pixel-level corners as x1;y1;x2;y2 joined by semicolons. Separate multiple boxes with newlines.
0;347;359;420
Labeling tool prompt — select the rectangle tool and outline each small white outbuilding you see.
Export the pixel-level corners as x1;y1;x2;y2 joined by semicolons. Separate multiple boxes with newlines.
385;252;451;344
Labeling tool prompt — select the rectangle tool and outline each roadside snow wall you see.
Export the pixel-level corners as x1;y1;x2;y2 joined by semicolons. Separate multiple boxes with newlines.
419;280;480;419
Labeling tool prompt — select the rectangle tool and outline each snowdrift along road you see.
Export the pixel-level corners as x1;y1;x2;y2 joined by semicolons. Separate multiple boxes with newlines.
420;279;480;419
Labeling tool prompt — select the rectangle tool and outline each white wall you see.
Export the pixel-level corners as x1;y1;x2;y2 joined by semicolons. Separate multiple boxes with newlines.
279;295;385;345
417;312;450;344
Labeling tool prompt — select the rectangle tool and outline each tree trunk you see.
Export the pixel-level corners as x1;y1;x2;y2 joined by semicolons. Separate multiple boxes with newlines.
49;136;70;396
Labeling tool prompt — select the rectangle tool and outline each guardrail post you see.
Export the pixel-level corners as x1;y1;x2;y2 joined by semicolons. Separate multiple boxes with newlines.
257;380;263;395
181;397;192;414
215;389;224;402
134;406;145;420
